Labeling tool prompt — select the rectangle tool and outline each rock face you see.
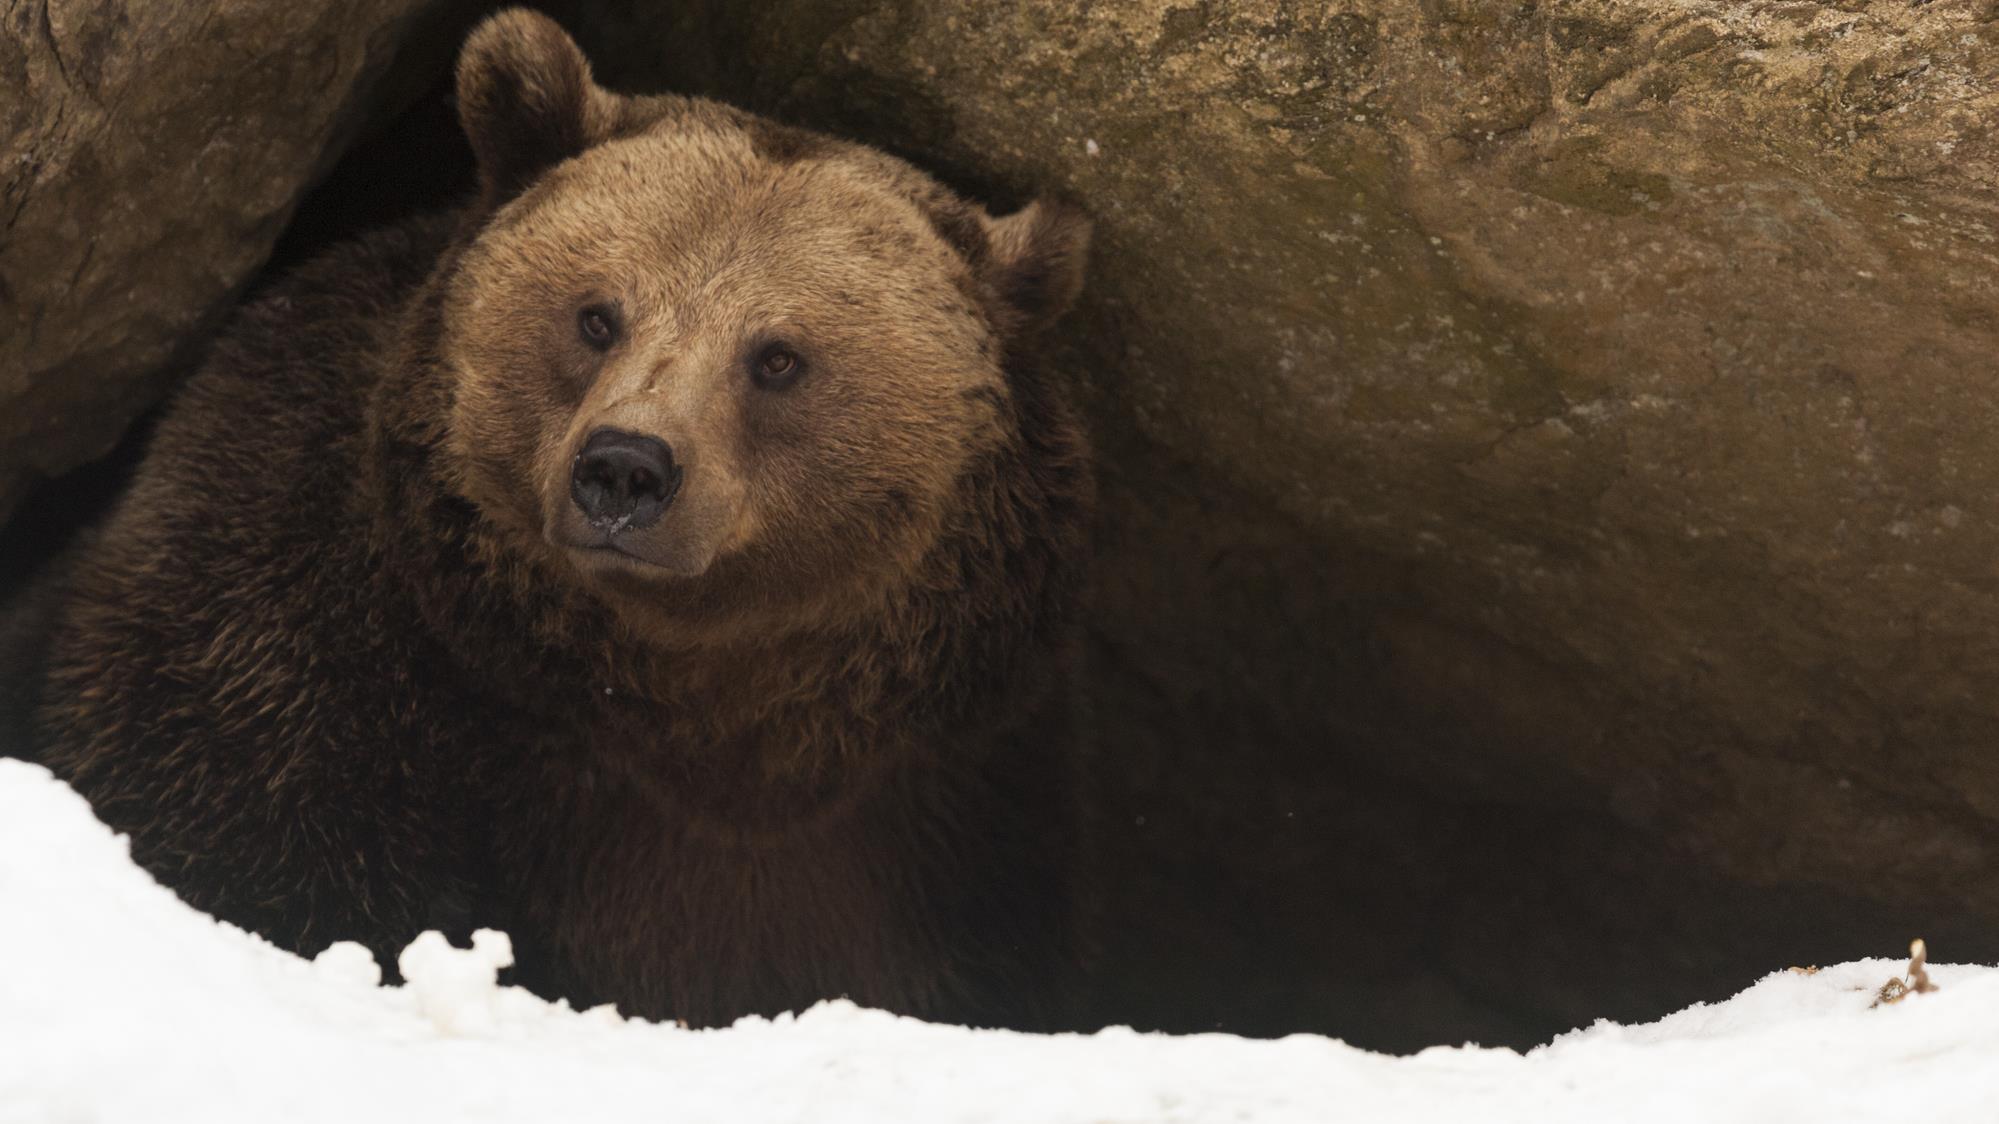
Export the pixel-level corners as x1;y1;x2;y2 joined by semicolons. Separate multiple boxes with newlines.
553;0;1999;1044
9;0;1999;1049
0;0;452;518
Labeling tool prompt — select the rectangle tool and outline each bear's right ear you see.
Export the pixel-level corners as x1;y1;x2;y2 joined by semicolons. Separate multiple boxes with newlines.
981;199;1092;336
456;9;616;208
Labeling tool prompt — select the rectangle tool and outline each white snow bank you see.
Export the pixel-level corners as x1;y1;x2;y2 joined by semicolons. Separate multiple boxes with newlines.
2;756;1995;1124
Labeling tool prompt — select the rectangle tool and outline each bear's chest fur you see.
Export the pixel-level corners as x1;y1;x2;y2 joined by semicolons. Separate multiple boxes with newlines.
363;429;1066;1027
470;692;1008;1027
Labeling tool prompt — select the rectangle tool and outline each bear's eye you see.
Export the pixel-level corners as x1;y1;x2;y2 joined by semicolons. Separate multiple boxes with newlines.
578;304;619;350
750;343;806;391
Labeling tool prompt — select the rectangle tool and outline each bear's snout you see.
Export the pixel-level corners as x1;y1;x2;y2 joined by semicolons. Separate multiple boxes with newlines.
569;428;681;532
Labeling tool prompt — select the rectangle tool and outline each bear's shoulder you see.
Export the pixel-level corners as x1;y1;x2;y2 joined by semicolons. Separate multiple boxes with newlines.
41;212;475;738
176;213;461;450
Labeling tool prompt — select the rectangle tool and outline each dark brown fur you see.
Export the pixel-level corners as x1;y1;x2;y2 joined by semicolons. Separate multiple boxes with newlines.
27;10;1094;1030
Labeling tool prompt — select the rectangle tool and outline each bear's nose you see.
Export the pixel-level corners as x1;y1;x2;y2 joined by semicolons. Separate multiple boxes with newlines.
570;428;680;532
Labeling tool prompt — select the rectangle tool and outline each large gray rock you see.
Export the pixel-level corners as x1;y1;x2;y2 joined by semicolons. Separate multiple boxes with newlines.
561;0;1999;1043
0;0;447;517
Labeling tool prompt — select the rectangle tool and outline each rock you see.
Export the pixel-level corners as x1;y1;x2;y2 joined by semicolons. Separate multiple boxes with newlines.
0;0;455;518
557;0;1999;1042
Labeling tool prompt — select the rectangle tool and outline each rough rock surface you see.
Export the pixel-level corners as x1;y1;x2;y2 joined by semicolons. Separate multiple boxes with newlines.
554;0;1999;1044
0;0;451;518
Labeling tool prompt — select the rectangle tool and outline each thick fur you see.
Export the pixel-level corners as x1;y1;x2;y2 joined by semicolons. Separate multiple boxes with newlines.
27;10;1094;1030
0;564;70;763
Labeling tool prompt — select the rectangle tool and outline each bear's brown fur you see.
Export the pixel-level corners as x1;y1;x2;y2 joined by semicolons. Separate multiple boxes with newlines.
26;9;1094;1030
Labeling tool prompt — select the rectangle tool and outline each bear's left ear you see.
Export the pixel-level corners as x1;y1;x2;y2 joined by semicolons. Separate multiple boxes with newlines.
456;9;618;208
983;199;1092;335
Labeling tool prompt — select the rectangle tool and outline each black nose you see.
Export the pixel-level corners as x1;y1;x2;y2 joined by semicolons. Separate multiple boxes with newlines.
570;428;680;531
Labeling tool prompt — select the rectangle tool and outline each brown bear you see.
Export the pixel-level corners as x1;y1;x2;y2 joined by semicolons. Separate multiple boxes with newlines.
22;8;1094;1031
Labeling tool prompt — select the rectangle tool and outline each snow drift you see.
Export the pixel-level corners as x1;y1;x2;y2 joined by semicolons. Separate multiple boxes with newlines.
1;757;1994;1123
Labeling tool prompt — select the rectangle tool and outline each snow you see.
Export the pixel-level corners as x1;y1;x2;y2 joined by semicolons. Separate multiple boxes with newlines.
3;756;1996;1123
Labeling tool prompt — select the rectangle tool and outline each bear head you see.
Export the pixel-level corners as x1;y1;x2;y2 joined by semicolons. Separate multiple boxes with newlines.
434;9;1089;643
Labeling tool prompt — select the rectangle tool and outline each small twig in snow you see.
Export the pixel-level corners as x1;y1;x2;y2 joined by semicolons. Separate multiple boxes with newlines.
1871;938;1939;1007
1906;938;1938;995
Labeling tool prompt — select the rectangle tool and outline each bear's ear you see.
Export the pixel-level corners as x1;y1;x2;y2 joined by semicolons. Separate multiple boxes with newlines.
982;199;1092;335
456;9;615;207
